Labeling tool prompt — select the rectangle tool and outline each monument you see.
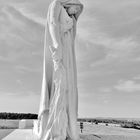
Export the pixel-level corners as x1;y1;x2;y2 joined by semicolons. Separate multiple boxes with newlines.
34;0;83;139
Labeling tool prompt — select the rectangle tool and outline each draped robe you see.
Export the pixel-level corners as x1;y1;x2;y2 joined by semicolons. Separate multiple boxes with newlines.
34;0;83;140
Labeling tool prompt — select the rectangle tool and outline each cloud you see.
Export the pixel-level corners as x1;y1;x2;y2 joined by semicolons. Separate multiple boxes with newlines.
89;37;138;67
15;65;41;73
115;80;140;92
0;0;140;116
99;87;112;93
12;5;46;26
0;5;43;28
76;0;140;76
0;4;44;63
133;75;140;80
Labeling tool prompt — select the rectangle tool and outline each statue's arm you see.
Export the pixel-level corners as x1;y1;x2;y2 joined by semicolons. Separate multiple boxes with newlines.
74;4;84;20
72;4;84;38
49;1;62;64
72;15;77;39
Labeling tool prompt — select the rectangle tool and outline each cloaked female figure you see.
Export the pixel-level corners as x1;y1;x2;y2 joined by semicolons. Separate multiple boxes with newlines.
34;0;83;140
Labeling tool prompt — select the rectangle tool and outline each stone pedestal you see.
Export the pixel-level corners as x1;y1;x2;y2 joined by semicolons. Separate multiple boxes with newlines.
19;119;33;129
3;129;36;140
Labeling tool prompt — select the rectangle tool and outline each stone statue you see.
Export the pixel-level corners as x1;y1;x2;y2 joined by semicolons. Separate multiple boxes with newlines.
33;0;83;140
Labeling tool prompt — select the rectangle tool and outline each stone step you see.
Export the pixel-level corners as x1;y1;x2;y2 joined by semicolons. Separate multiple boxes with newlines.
2;129;37;140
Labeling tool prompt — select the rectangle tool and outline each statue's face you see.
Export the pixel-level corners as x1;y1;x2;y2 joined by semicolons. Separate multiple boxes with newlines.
65;5;81;15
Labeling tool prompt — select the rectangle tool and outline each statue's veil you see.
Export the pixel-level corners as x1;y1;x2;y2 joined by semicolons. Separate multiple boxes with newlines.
36;0;83;139
38;0;83;121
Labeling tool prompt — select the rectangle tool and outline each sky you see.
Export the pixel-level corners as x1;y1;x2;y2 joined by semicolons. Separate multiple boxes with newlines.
0;0;140;118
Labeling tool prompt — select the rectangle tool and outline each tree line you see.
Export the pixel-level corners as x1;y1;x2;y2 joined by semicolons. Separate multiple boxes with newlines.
0;112;38;119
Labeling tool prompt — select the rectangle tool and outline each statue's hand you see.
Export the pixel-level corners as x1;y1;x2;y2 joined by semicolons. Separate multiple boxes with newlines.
38;109;49;121
72;15;77;23
50;44;62;62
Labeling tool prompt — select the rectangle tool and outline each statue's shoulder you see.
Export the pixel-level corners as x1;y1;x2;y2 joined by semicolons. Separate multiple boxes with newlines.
50;0;61;7
48;0;62;13
48;0;62;22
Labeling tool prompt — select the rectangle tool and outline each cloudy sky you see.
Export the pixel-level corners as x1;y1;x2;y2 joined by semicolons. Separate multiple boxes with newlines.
0;0;140;118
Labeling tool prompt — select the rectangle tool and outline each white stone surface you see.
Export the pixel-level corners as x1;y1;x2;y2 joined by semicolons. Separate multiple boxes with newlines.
2;129;35;140
19;119;33;129
32;120;38;136
2;126;140;140
36;0;83;140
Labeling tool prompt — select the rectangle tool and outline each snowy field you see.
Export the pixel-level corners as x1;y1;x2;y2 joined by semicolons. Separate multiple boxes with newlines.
1;121;140;140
